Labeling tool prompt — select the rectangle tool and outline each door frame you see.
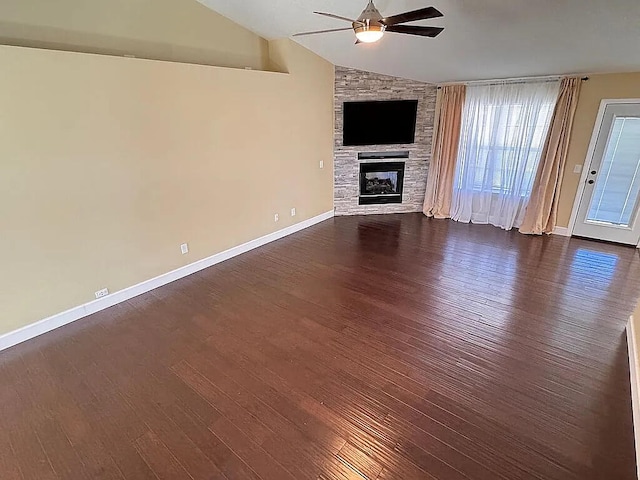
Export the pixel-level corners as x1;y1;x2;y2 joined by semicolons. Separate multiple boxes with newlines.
566;98;640;247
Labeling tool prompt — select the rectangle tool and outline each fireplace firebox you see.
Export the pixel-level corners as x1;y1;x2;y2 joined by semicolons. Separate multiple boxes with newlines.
359;162;405;205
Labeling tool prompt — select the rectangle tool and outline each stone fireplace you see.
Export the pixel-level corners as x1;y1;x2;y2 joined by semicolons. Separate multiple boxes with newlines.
334;67;437;216
360;162;405;205
358;153;407;205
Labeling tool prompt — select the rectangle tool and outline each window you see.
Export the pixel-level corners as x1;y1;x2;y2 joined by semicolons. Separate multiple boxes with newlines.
465;102;555;195
450;81;559;230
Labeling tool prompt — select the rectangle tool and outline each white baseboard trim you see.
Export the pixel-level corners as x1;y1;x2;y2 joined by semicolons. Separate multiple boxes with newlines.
552;226;571;237
0;210;334;353
627;317;640;480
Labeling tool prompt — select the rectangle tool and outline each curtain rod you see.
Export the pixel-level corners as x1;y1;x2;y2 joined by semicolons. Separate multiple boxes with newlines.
436;76;589;89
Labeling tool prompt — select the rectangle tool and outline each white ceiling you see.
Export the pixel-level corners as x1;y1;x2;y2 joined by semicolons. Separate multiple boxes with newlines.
198;0;640;84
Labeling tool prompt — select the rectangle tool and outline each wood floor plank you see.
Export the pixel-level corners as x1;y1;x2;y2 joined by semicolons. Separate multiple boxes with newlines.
187;293;559;479
172;361;298;480
161;401;260;480
1;214;639;479
337;442;384;480
181;351;366;480
133;430;192;480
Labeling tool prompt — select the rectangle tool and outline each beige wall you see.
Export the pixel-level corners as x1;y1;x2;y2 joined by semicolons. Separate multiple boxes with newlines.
634;302;640;335
556;72;640;227
0;0;270;70
631;301;640;477
0;40;334;336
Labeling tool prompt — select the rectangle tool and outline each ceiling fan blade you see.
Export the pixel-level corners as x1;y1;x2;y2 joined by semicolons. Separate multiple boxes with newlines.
382;7;443;26
293;27;353;37
313;12;363;24
386;25;444;37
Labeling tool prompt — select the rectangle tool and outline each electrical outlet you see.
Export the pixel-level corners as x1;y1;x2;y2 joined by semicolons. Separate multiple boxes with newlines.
95;288;109;299
573;164;583;174
274;213;279;222
180;243;189;254
319;160;324;169
291;208;296;217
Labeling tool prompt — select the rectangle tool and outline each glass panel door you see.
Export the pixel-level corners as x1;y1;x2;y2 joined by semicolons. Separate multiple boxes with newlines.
586;117;640;226
574;103;640;245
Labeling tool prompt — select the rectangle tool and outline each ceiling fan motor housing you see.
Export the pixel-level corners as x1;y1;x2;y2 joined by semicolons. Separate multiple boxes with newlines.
295;2;444;42
353;0;386;39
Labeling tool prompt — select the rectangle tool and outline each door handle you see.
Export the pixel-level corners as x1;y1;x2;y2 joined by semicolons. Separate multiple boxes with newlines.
588;180;595;184
591;170;597;175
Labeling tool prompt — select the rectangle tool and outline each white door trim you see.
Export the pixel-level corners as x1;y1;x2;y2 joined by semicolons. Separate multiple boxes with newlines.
566;98;640;248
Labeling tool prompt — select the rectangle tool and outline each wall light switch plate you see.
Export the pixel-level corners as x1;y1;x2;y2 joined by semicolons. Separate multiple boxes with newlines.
274;213;279;222
573;164;583;174
291;208;296;217
95;288;109;299
320;160;324;169
180;243;189;254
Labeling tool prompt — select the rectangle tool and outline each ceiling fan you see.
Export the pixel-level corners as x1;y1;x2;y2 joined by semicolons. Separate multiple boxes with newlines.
293;1;444;44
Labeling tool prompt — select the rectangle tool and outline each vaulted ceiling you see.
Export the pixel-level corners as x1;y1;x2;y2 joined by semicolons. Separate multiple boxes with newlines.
198;0;640;83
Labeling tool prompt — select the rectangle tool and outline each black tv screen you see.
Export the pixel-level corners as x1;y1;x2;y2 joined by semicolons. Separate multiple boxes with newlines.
343;100;418;146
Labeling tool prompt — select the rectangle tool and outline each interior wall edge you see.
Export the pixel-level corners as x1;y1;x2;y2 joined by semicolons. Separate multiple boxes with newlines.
626;316;640;480
0;210;335;353
0;42;290;75
0;0;273;71
0;40;335;337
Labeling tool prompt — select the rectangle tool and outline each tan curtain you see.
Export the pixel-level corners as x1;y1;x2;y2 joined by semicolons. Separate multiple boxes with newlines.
519;77;582;235
423;84;466;218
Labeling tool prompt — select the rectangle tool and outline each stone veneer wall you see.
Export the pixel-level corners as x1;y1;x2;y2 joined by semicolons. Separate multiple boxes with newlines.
334;66;437;215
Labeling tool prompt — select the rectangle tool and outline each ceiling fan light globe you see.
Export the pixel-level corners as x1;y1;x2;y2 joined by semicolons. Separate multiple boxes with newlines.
354;25;385;43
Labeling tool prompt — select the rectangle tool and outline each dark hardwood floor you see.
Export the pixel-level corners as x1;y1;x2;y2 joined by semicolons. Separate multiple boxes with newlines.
1;214;640;480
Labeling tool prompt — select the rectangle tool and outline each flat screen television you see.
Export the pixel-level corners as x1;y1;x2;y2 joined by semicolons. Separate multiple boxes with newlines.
343;100;418;146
